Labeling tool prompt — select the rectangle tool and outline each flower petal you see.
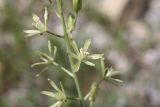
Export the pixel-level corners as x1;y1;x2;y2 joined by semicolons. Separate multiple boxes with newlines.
32;14;46;32
88;54;103;60
48;79;61;93
106;78;124;85
24;30;40;34
71;40;79;55
41;91;56;98
24;30;40;37
83;39;91;51
50;101;61;107
48;40;52;54
83;60;95;66
44;7;48;28
73;60;81;72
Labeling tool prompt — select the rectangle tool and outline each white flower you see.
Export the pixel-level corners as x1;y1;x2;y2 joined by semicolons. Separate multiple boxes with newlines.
41;79;66;107
70;39;103;72
24;7;48;37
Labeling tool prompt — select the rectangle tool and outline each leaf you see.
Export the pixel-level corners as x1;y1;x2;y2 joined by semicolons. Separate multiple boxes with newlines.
83;60;95;66
83;39;91;52
41;91;56;98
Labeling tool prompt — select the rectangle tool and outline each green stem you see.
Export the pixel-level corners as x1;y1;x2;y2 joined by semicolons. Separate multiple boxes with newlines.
58;2;85;107
52;62;73;77
67;97;80;101
46;30;64;38
89;101;93;107
96;77;105;87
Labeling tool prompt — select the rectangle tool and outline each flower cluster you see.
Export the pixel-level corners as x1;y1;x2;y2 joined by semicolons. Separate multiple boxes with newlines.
24;7;48;37
41;79;67;107
70;39;103;72
31;41;57;77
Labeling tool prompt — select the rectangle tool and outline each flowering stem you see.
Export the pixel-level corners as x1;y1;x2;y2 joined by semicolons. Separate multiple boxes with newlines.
46;30;64;38
58;1;85;107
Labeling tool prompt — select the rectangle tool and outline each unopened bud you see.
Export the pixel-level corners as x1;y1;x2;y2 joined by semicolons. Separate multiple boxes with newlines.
72;0;82;13
67;13;76;32
57;0;63;14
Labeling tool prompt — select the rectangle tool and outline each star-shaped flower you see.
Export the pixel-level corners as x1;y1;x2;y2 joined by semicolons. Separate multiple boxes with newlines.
70;39;103;72
31;41;58;77
24;7;48;37
41;79;66;107
31;41;73;77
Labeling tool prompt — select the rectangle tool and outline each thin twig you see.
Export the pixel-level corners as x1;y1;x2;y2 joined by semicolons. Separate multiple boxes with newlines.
46;30;64;38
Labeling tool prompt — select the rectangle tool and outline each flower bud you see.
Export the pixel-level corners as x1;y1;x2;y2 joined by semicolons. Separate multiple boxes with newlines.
72;0;82;13
67;13;76;32
57;0;63;14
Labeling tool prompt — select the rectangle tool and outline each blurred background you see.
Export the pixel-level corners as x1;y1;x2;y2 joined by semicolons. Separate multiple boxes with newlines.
0;0;160;107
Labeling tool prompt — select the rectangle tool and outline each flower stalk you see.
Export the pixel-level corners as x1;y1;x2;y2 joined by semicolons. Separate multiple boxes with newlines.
24;0;123;107
57;0;85;106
